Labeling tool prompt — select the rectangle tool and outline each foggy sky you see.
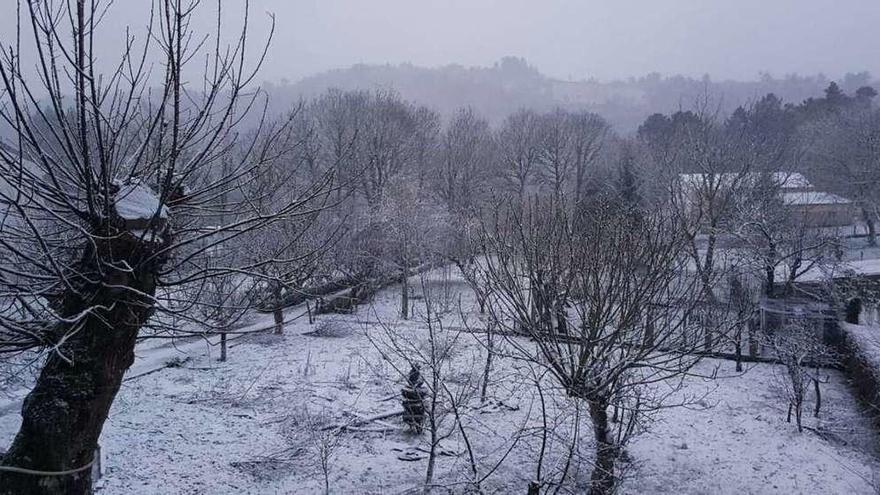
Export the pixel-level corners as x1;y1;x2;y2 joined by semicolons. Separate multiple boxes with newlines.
4;0;880;83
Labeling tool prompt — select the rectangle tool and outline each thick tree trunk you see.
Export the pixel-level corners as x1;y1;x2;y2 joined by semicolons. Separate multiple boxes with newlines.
864;208;877;247
764;242;777;297
813;377;821;418
401;265;410;320
588;400;616;495
748;315;759;357
0;252;158;494
734;323;743;372
273;308;284;335
272;284;284;335
220;332;228;362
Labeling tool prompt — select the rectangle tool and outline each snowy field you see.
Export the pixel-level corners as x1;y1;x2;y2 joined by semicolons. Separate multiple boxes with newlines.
1;269;879;494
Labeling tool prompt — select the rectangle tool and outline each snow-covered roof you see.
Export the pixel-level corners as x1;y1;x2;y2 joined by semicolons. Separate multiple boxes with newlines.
678;171;813;190
772;172;812;190
782;191;851;206
114;181;169;221
795;259;880;282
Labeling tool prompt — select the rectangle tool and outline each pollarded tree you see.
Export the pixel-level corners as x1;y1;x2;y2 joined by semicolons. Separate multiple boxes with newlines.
478;192;703;494
0;2;333;493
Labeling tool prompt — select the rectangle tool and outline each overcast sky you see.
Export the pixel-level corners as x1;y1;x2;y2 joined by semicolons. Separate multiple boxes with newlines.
4;0;880;83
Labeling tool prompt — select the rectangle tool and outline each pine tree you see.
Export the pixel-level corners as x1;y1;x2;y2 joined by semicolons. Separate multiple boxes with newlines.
616;144;641;210
824;82;849;108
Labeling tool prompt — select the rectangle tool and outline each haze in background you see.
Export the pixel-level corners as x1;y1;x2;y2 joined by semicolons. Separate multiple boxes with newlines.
2;0;878;83
257;0;880;83
2;1;878;132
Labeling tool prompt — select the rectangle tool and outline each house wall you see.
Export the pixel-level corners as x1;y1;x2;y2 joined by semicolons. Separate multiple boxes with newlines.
788;203;856;227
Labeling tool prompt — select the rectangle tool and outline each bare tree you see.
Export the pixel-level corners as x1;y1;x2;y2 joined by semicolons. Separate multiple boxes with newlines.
305;90;441;304
664;110;756;351
305;409;343;495
376;180;448;320
0;2;332;492
732;175;838;298
535;109;608;203
186;249;258;362
477;193;703;494
236;117;335;334
766;320;834;432
435;107;495;217
496;110;542;201
366;273;478;493
434;107;496;311
359;91;438;211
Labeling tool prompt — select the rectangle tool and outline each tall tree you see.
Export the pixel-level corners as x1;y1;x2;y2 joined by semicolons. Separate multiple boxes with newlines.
496;109;542;201
478;192;703;494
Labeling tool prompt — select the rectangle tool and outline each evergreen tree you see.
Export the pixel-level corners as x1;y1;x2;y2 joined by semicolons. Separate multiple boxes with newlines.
616;143;641;209
824;82;849;108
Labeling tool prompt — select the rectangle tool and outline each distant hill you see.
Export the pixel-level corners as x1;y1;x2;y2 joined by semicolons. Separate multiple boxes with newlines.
268;58;878;132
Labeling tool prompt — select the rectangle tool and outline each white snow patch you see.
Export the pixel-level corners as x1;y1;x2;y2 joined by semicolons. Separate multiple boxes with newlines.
782;190;851;205
114;180;169;222
1;269;877;494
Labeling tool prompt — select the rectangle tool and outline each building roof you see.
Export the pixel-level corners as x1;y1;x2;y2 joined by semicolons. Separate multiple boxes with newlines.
782;191;851;206
678;171;813;190
679;171;853;207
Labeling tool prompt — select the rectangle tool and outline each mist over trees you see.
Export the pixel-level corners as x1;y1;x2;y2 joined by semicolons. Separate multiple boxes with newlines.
260;57;879;132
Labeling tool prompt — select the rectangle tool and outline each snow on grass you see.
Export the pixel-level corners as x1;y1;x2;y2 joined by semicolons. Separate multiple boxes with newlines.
627;359;878;494
1;268;878;494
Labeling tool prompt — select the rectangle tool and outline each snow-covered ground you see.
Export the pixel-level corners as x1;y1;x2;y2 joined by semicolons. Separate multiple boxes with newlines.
1;269;879;494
